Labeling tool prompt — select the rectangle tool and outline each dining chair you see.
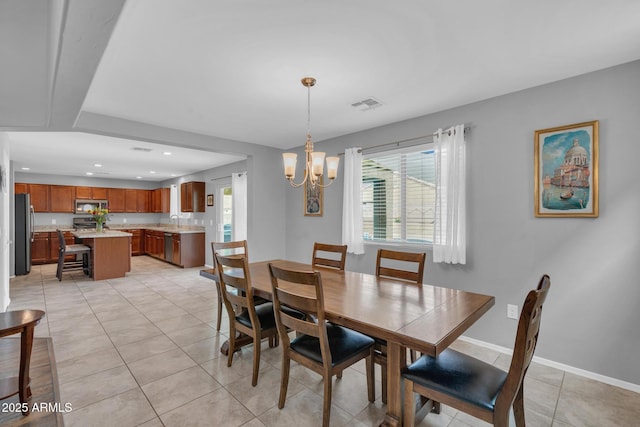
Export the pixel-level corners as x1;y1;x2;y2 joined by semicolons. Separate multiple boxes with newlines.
402;275;551;427
312;242;348;270
215;253;286;387
268;263;375;427
211;240;267;331
374;248;427;403
55;229;91;281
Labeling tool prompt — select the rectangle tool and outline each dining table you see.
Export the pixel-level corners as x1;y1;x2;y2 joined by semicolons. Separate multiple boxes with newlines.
220;259;495;427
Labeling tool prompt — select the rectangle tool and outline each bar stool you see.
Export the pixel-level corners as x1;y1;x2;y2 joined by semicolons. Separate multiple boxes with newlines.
56;229;91;281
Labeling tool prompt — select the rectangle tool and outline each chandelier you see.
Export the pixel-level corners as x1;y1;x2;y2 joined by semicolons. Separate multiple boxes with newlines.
282;77;339;188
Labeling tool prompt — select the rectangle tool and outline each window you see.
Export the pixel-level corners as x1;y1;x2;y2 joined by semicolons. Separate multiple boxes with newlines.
361;144;435;244
217;184;233;242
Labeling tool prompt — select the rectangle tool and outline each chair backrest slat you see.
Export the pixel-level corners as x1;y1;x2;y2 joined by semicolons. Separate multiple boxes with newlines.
269;263;330;363
212;240;248;271
215;253;256;321
376;249;426;285
312;242;347;271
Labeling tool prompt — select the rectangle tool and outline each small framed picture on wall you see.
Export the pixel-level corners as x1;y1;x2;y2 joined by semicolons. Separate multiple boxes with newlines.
304;177;323;216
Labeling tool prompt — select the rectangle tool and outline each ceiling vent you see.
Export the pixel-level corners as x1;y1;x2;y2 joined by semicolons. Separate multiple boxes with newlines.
351;97;383;111
132;147;152;152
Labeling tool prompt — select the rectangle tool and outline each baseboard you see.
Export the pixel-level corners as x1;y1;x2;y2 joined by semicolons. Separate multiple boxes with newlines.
458;335;640;393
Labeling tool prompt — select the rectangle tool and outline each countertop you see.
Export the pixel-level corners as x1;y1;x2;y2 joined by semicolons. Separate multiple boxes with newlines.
71;230;133;238
35;224;206;234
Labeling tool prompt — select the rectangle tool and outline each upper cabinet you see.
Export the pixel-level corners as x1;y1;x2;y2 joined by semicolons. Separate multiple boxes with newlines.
152;188;170;213
15;183;168;214
77;186;109;200
108;188;125;212
181;181;205;212
16;183;49;212
49;185;75;213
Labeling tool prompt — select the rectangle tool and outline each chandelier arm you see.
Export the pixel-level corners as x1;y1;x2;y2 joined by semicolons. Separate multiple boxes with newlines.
287;167;310;188
316;179;335;189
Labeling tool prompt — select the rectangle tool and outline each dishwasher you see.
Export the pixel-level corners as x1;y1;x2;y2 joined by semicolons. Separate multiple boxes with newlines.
164;233;173;263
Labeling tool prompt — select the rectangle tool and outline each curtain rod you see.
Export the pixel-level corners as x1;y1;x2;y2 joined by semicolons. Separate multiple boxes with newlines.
337;126;470;156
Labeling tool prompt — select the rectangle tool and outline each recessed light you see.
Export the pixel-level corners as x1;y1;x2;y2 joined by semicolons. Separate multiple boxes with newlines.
170;173;177;177
21;167;30;171
94;163;102;167
86;172;94;175
136;176;142;179
163;152;172;156
149;171;156;174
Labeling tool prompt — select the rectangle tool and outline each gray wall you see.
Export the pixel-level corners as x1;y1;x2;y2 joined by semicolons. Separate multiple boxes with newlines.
284;60;640;385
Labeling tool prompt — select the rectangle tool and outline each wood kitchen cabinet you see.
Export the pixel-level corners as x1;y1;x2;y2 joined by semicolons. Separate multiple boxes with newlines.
28;184;50;212
14;183;28;194
152;188;170;213
49;185;75;213
137;190;151;213
124;189;138;213
108;188;125;212
180;181;205;212
172;234;181;266
77;186;109;200
123;229;143;256
31;232;49;265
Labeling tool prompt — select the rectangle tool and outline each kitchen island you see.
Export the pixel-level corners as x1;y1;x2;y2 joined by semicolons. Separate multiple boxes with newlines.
72;230;132;280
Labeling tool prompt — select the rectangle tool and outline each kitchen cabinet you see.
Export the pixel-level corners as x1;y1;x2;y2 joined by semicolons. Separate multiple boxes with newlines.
124;189;138;213
108;188;125;212
28;184;50;212
152;188;170;213
77;186;109;200
144;230;164;259
123;229;143;256
31;232;49;264
172;234;181;266
175;232;205;267
49;185;75;213
14;183;28;194
137;190;151;213
181;181;205;212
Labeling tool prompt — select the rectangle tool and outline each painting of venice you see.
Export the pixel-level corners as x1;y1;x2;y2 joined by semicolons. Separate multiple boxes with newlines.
535;121;598;217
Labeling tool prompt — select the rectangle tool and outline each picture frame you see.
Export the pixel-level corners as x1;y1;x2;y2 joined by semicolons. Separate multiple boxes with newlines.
534;120;599;218
304;176;323;216
207;194;214;207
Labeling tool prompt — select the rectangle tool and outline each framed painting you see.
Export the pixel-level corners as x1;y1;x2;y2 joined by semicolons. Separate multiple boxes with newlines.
207;194;214;207
534;120;599;217
304;177;323;216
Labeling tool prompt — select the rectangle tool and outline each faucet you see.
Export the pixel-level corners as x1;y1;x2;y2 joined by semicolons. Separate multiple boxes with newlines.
170;214;180;228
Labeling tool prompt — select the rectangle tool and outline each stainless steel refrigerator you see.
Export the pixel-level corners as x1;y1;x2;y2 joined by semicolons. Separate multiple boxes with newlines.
15;193;34;275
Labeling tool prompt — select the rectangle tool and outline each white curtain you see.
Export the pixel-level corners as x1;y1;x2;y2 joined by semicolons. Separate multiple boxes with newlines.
433;125;466;264
232;172;247;241
342;148;364;254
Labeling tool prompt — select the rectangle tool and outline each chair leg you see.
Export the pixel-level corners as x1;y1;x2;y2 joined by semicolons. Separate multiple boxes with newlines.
403;378;416;427
322;374;332;427
215;288;223;332
336;370;343;379
56;252;63;281
366;353;375;403
227;326;235;367
251;333;261;387
513;384;526;427
278;353;290;409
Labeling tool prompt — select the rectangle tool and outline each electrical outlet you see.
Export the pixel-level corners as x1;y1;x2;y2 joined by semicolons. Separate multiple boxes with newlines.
507;304;518;319
123;218;127;223
51;219;56;225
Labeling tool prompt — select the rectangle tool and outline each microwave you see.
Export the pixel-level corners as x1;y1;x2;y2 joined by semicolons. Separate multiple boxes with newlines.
75;199;108;214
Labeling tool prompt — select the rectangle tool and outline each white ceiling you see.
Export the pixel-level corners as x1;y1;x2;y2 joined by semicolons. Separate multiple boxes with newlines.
3;0;640;180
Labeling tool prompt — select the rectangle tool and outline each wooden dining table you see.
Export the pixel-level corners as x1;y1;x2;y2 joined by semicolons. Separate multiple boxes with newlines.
224;260;495;427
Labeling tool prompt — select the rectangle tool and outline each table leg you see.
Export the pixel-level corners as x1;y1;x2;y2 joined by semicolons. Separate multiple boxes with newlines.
19;325;35;415
380;341;407;427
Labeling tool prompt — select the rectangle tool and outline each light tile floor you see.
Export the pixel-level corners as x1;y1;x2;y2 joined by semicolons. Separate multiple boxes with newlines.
7;256;640;426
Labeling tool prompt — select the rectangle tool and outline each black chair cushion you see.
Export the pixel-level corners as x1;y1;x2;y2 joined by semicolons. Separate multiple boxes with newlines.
402;349;507;412
290;323;375;367
236;302;304;331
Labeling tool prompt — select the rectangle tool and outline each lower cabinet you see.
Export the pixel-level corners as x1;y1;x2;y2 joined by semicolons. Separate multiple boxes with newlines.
144;230;204;268
122;229;143;256
31;232;50;265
